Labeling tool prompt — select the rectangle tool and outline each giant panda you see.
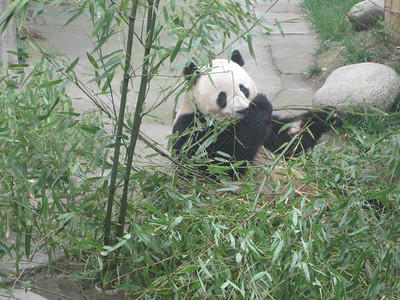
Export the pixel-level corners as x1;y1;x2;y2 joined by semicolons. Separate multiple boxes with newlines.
172;50;341;178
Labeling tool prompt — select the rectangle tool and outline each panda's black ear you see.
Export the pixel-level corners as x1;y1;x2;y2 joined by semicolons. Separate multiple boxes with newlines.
231;50;244;67
183;62;198;81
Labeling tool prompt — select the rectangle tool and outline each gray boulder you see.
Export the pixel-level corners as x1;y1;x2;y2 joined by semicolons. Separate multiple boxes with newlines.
313;63;400;112
348;0;384;30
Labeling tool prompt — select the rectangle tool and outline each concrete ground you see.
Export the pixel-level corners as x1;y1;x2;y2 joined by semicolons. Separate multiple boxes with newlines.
0;0;319;299
18;0;319;152
0;289;48;300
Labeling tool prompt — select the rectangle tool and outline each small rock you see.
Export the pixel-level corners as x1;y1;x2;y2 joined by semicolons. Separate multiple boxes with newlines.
348;0;384;31
313;63;400;112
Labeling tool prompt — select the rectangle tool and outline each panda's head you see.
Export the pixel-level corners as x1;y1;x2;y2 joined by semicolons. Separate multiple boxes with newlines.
177;50;258;121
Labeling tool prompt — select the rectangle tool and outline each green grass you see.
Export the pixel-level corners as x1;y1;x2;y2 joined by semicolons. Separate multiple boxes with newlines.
306;63;322;77
303;0;400;72
302;0;361;42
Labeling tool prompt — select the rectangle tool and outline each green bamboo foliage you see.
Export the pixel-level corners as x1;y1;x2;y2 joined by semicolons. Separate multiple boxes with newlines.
1;0;400;298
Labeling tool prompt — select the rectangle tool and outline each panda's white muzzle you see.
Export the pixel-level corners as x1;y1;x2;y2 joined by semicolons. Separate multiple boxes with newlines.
229;95;251;119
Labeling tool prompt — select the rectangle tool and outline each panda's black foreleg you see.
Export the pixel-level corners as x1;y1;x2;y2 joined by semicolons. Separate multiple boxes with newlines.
265;107;342;156
210;93;273;175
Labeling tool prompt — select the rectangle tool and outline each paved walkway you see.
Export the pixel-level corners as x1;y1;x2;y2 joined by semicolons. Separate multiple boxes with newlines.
247;0;319;109
0;0;319;299
16;0;319;154
139;0;320;157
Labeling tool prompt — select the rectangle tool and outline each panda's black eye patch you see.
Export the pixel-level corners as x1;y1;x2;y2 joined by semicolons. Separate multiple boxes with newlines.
217;92;227;108
239;84;250;98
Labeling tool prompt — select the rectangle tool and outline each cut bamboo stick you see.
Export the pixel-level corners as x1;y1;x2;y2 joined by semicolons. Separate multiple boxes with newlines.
385;0;400;45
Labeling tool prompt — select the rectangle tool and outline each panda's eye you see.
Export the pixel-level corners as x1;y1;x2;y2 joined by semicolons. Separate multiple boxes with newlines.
239;84;250;98
217;92;227;108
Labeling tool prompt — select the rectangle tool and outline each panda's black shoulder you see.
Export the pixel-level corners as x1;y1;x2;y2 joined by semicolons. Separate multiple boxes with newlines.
172;113;195;134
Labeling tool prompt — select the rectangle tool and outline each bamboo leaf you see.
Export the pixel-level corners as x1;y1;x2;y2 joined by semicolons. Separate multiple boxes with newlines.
64;1;87;27
235;252;242;264
58;212;76;222
292;211;298;227
0;241;12;258
196;135;215;155
79;124;101;134
247;34;255;60
110;239;127;251
32;1;45;18
179;264;199;274
65;57;79;73
92;15;105;37
170;38;183;62
97;257;103;269
18;110;39;122
132;224;153;246
274;18;285;37
251;271;271;282
272;240;284;262
289;251;298;273
6;51;28;57
172;216;183;225
348;226;369;236
301;262;310;282
87;71;113;83
278;122;295;134
366;266;380;298
0;0;29;23
58;77;73;90
18;2;29;31
143;201;162;215
38;79;63;88
227;44;232;61
86;52;99;69
1;13;13;35
163;6;170;25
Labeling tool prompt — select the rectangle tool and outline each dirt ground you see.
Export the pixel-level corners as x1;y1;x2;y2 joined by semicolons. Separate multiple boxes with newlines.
10;262;131;300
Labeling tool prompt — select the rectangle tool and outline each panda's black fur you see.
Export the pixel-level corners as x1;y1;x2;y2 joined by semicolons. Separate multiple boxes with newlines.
267;109;342;156
172;50;342;178
172;93;273;177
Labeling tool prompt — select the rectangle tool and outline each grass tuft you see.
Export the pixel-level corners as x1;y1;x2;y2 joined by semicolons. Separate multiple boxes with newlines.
306;63;322;77
303;0;400;81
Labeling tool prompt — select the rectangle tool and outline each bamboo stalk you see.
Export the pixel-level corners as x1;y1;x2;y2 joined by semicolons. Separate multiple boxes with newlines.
104;0;139;248
385;0;400;45
117;0;160;239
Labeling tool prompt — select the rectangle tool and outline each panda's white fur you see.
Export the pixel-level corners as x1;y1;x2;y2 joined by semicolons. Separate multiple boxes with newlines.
173;58;258;124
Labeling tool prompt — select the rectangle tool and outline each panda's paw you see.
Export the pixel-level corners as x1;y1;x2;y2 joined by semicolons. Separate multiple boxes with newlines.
322;107;343;127
308;107;343;128
332;112;343;127
251;93;273;114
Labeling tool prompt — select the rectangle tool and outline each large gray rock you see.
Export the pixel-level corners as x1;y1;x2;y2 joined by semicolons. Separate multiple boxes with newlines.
313;63;400;112
348;0;384;30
